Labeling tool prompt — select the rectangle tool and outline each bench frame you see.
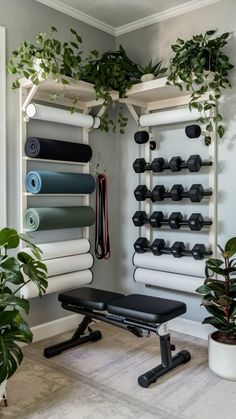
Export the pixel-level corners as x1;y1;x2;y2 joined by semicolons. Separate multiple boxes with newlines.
44;302;191;388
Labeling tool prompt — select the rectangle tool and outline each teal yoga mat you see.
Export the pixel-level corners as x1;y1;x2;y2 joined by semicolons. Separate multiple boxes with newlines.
25;206;95;231
25;171;95;194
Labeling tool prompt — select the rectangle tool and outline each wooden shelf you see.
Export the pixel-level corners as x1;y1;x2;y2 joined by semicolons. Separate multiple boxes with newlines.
23;156;87;165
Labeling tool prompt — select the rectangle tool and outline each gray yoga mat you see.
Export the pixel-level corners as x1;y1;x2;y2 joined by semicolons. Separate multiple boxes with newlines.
25;171;95;194
25;206;95;231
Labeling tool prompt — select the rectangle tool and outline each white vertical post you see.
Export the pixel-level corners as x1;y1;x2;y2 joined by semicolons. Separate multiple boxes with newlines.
208;108;218;258
82;109;90;240
0;26;6;227
144;112;152;243
19;87;28;235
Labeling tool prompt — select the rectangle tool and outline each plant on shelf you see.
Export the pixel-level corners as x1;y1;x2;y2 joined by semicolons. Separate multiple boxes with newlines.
196;237;236;380
0;228;47;402
167;29;234;145
82;45;140;133
138;59;167;82
7;26;83;111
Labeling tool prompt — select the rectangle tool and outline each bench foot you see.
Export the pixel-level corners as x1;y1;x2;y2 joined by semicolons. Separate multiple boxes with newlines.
138;349;191;388
44;315;102;358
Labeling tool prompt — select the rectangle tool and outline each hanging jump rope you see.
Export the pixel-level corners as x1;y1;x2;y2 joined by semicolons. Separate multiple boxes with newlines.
95;157;110;260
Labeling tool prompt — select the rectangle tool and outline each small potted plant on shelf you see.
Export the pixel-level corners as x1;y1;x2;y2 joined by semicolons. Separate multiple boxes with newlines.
138;59;167;82
0;227;47;405
7;26;83;111
167;29;234;145
82;45;140;133
196;237;236;380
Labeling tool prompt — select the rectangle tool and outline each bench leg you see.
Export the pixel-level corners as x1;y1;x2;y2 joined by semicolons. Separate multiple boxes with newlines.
44;315;102;358
138;333;191;388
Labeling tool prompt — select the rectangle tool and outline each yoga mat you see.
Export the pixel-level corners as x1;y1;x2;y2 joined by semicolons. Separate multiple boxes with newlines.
24;206;95;231
21;269;93;299
26;103;100;129
25;171;95;194
139;107;209;128
45;253;93;277
134;268;203;295
22;239;90;260
133;252;205;278
25;137;92;162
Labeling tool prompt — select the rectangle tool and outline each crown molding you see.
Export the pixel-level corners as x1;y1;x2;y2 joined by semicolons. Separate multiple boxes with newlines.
35;0;116;36
36;0;223;37
115;0;223;36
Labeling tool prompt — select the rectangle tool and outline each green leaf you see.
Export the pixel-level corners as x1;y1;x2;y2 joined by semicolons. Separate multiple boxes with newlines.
218;125;225;138
206;30;216;36
225;237;236;258
51;26;58;33
206;258;224;275
0;256;24;285
0;228;19;249
0;295;29;314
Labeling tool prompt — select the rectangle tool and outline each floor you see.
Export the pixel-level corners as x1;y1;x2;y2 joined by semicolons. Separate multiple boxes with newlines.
1;322;236;419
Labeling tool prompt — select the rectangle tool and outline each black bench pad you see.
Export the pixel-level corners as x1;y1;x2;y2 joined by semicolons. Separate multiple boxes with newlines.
107;294;186;323
59;287;124;310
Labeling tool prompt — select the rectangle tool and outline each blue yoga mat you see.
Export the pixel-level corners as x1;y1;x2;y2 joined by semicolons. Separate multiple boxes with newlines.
25;171;95;194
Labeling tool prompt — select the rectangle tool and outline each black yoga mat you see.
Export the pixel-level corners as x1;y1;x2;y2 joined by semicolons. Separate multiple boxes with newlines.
25;171;95;194
24;206;95;231
25;137;92;163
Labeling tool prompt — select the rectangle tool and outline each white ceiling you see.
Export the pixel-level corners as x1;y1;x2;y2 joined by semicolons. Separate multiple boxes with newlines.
36;0;222;35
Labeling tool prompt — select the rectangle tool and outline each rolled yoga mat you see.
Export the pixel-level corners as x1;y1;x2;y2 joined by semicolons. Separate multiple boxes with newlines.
133;252;205;277
24;206;95;231
25;137;92;162
134;268;203;295
25;171;95;194
23;239;90;260
45;253;93;277
21;269;93;299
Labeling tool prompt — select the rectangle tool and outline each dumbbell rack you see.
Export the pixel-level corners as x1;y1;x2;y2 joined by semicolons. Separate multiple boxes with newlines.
124;78;218;259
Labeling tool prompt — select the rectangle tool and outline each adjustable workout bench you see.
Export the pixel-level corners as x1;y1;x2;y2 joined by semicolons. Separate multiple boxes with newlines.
44;287;191;388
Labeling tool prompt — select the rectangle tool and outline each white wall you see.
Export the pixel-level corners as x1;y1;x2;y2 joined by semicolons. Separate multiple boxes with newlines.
116;0;236;321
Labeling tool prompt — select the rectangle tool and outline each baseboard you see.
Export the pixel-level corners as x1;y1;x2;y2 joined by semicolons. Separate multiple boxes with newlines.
169;317;213;340
31;313;212;343
31;314;82;343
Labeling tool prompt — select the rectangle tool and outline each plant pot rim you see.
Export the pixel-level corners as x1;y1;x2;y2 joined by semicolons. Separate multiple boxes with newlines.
209;331;236;346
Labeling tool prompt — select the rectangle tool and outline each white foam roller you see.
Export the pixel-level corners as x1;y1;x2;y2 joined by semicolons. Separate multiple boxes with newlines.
23;239;90;260
21;269;92;299
133;252;205;278
139;107;208;127
45;253;93;277
134;268;203;294
26;103;100;129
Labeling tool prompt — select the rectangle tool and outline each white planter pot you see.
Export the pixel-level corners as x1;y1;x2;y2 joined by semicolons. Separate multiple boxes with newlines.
141;73;155;82
0;380;7;403
208;333;236;381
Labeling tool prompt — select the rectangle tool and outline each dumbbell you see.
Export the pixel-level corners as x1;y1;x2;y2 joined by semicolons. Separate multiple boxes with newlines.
133;155;212;173
134;184;212;203
134;238;212;260
134;131;156;150
185;125;202;139
133;211;212;231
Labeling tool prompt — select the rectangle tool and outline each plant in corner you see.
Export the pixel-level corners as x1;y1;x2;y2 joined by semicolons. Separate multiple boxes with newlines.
0;228;47;402
82;45;140;133
167;30;234;145
196;237;236;380
7;26;83;111
138;59;167;82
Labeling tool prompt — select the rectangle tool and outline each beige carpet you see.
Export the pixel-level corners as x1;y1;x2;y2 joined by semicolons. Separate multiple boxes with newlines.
1;322;236;419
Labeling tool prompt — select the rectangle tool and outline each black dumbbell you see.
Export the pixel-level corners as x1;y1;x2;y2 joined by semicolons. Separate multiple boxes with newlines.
170;184;212;202
169;155;212;172
188;213;212;231
134;185;166;202
133;237;149;253
185;125;201;139
134;131;149;144
133;211;165;227
133;158;168;173
133;211;212;231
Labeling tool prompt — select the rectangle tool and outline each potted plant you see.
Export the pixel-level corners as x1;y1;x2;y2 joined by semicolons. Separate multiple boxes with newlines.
138;60;167;82
196;237;236;380
7;26;83;112
0;227;47;404
82;45;140;133
167;29;234;145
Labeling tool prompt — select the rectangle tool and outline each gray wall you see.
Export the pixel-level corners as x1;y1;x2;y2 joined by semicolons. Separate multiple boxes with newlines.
116;0;236;321
1;0;116;325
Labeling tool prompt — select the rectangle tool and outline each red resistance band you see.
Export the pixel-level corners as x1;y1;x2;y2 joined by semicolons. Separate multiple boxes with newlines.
95;173;110;259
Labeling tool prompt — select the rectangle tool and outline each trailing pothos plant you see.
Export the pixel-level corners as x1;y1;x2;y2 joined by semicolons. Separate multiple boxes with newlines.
82;45;140;133
196;237;236;344
0;228;47;385
7;26;83;111
167;30;234;145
